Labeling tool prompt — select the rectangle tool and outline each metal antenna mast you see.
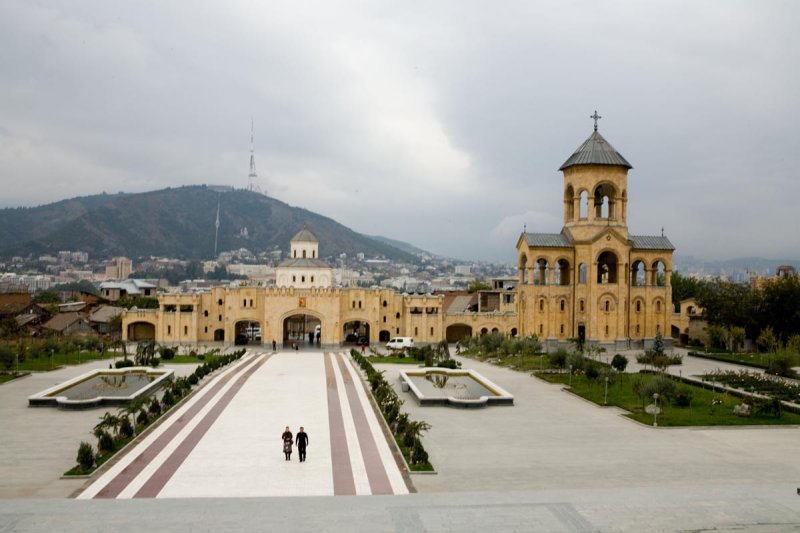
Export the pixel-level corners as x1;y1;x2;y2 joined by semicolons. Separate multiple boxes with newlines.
213;195;221;258
247;118;265;195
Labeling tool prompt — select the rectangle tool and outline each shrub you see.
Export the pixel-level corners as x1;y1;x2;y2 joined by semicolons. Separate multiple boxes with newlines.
567;353;585;373
96;430;114;453
403;429;415;448
436;359;460;369
769;351;798;378
136;408;149;427
150;357;160;368
118;416;134;439
188;373;199;385
162;389;175;408
611;354;628;372
673;387;693;407
642;374;676;400
77;441;95;470
148;397;162;417
159;347;175;360
584;363;600;381
115;359;134;369
410;439;429;465
548;349;568;369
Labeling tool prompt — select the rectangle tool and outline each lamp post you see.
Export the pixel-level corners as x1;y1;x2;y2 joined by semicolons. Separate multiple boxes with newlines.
653;393;659;427
49;348;54;371
568;364;573;387
604;376;609;405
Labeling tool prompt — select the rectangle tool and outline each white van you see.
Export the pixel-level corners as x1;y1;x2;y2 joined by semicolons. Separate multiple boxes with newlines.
386;337;414;350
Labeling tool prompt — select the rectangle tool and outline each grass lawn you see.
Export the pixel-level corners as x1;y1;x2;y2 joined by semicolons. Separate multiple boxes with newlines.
0;373;28;385
366;356;423;365
15;351;118;372
689;351;775;369
163;354;208;364
461;351;555;372
535;371;800;427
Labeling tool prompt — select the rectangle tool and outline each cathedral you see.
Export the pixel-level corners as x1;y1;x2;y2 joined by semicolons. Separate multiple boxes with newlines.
516;117;673;350
122;118;674;349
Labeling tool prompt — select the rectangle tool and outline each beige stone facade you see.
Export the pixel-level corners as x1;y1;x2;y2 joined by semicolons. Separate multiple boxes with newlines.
121;125;678;349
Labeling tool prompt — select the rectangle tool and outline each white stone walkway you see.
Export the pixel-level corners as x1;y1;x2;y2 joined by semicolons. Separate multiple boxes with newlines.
77;351;408;499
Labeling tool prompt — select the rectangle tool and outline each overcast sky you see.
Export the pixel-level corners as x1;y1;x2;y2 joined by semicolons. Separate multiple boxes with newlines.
1;1;798;262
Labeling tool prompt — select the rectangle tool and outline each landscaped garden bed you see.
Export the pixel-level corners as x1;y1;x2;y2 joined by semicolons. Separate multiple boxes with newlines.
536;371;800;426
65;349;246;476
701;370;800;404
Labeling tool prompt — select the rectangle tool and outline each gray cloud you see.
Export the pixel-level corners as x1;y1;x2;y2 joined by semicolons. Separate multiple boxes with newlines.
0;1;798;262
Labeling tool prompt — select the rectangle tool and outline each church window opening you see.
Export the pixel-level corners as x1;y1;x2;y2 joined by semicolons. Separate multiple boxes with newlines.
579;190;589;219
596;251;618;284
565;185;575;221
631;261;646;286
605;300;610;312
560;324;564;335
292;275;296;282
539;299;544;312
395;312;400;319
301;276;305;283
636;301;641;312
313;250;316;258
656;300;661;312
605;325;609;336
358;301;362;309
519;254;529;284
218;299;223;306
579;263;587;284
352;301;356;309
242;299;246;307
636;324;640;334
218;314;222;321
293;250;297;258
167;325;172;335
539;324;543;335
430;327;434;336
184;326;188;335
557;259;570;285
653;260;667;286
414;327;418;336
396;328;400;334
560;299;565;312
383;316;387;323
249;299;253;307
382;300;388;307
594;183;617;220
204;326;208;333
302;250;306;258
535;259;549;285
204;310;209;317
311;276;314;283
579;299;585;312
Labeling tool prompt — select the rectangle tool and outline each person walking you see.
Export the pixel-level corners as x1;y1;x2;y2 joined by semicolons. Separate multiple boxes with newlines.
296;427;309;462
281;426;293;461
272;339;277;351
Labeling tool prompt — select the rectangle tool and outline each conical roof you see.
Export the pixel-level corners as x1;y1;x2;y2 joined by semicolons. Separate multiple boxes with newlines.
291;226;318;243
559;130;632;171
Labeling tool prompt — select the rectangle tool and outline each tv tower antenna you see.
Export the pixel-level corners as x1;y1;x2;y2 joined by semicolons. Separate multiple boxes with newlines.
213;194;221;258
247;118;265;195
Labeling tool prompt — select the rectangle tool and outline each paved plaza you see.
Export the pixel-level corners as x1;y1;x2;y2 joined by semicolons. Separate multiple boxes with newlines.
1;349;800;531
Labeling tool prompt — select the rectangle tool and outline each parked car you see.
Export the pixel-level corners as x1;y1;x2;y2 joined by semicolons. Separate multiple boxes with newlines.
345;333;359;343
357;336;369;346
386;337;414;350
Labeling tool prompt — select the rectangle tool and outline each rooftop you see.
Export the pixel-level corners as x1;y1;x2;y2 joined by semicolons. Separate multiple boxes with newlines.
559;130;633;171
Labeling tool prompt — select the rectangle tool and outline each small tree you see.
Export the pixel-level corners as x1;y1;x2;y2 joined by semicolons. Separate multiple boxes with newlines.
611;354;628;373
410;439;429;465
652;331;665;358
707;325;727;350
77;441;95;470
756;327;779;353
728;326;746;353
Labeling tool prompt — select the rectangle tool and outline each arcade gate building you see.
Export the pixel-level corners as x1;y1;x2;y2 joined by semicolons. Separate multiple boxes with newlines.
122;123;674;350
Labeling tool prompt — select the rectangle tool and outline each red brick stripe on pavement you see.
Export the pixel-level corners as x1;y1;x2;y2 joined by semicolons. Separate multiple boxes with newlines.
93;353;267;499
133;354;272;498
324;353;356;496
335;353;394;495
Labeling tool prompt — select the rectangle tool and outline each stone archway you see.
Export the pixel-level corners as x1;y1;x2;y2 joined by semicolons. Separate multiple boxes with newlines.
343;320;370;345
127;322;155;341
446;324;473;343
283;313;322;347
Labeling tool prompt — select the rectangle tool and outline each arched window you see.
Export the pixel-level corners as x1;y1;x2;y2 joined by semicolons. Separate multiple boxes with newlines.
605;300;610;312
564;185;575;221
382;300;388;307
313;250;316;258
593;183;617;220
560;299;565;312
301;276;305;282
579;263;587;284
204;310;209;317
311;276;314;283
579;190;589;219
395;312;400;319
656;300;662;312
636;301;641;312
535;258;549;285
383;316;387;323
579;299;585;312
653;260;667;286
597;251;618;284
557;259;570;285
631;260;646;286
293;250;296;258
218;299;223;306
539;299;544;312
519;254;529;284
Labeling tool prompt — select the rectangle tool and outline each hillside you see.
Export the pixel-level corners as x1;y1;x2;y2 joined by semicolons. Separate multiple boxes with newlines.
0;186;416;262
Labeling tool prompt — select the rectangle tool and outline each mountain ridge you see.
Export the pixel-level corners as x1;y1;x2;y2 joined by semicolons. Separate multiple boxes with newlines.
0;186;417;262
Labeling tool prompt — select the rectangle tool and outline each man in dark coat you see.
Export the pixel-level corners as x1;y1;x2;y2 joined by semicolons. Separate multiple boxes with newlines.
296;427;309;462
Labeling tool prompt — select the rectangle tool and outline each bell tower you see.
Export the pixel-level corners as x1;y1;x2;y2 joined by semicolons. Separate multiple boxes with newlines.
561;111;632;241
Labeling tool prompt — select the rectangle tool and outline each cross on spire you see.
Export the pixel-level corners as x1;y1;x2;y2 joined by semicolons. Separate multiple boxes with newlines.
590;110;602;131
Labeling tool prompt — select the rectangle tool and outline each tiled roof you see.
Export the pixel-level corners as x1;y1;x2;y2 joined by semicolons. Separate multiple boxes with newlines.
291;228;318;243
522;233;572;248
559;130;632;171
630;235;675;250
277;258;331;268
